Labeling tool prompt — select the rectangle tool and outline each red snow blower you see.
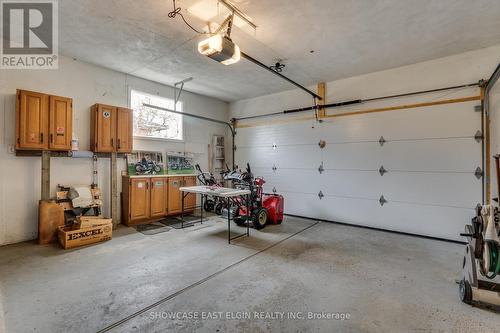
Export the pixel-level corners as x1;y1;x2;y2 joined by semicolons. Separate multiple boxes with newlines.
227;163;284;229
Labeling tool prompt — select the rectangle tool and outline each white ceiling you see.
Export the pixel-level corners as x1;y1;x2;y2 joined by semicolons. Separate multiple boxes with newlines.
59;0;500;102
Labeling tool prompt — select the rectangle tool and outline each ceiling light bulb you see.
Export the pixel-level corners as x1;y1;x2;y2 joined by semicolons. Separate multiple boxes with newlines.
198;35;223;56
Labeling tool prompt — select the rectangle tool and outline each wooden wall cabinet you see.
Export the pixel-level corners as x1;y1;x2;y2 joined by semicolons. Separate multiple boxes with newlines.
167;176;182;215
129;178;150;221
49;95;73;150
16;89;72;151
150;178;167;218
122;175;197;225
91;104;133;153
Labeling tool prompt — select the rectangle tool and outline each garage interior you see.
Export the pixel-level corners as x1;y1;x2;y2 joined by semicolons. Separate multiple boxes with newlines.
1;0;500;332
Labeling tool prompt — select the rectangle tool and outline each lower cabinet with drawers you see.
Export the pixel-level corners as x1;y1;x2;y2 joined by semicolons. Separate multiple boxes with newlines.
121;175;197;226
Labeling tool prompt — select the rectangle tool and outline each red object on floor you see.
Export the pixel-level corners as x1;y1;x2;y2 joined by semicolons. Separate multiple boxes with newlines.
263;194;284;225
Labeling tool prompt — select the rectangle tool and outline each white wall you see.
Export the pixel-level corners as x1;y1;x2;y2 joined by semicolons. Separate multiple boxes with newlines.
230;45;500;240
0;56;228;245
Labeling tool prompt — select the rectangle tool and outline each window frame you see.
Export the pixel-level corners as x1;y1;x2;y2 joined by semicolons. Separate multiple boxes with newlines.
129;88;184;142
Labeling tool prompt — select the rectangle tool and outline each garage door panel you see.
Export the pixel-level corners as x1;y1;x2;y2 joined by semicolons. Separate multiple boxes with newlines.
261;169;320;194
379;203;472;241
236;146;276;169
261;169;383;200
320;100;480;142
284;191;382;224
274;146;321;169
237;122;319;147
234;98;481;241
381;173;480;208
322;143;383;169
284;191;470;241
380;138;481;171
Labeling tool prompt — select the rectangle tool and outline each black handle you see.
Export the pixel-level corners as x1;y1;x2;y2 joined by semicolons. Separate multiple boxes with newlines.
117;139;121;149
50;133;53;143
111;138;114;147
40;133;44;143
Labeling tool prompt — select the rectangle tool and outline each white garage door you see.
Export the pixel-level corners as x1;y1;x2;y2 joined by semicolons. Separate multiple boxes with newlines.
235;99;482;241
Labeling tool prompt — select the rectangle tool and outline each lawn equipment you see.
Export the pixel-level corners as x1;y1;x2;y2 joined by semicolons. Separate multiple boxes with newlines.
195;164;226;214
227;163;284;229
458;154;500;306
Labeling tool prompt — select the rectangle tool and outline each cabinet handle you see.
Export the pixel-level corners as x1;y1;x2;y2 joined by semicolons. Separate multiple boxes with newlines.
146;182;149;189
50;134;53;143
111;138;114;147
117;139;121;149
40;133;44;143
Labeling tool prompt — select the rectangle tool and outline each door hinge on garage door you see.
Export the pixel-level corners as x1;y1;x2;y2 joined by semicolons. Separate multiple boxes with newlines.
475;167;483;179
474;130;483;142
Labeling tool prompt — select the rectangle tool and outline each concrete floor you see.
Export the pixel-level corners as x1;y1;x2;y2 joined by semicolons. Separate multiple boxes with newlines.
0;216;498;333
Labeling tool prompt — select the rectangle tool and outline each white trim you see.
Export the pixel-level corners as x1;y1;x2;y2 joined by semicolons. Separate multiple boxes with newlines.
128;88;184;141
133;135;185;143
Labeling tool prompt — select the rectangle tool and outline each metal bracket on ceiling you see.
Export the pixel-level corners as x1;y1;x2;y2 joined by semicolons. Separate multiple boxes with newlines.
475;167;483;179
174;77;193;108
272;187;277;194
379;136;386;146
474;130;483;142
318;191;324;200
379;166;387;176
272;143;277;150
272;164;277;172
379;195;387;206
218;0;257;31
214;12;235;38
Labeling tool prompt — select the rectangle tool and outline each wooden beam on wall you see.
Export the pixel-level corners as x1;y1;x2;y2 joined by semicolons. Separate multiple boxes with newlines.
318;82;326;118
41;151;50;201
322;96;481;119
110;152;118;228
235;95;481;129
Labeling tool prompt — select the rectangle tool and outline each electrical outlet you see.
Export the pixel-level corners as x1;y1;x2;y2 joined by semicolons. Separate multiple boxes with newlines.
7;145;15;154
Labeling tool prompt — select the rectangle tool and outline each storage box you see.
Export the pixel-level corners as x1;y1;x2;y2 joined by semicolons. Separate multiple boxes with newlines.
58;219;112;249
78;216;112;229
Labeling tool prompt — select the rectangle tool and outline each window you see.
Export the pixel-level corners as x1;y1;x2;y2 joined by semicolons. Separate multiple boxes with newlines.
130;90;183;141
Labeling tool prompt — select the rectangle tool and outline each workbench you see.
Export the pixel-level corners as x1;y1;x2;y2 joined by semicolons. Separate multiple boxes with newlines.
179;186;251;244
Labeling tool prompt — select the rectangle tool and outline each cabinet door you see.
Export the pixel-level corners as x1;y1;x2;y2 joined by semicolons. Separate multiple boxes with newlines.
130;178;150;220
184;176;197;210
116;107;133;153
49;95;72;150
95;104;116;152
168;177;182;214
150;178;166;217
17;90;49;149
